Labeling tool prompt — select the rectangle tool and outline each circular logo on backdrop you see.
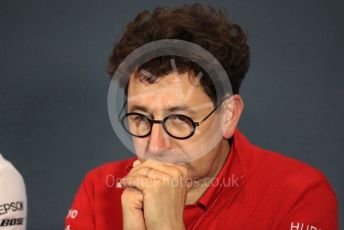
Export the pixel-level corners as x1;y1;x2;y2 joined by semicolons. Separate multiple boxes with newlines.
107;39;232;163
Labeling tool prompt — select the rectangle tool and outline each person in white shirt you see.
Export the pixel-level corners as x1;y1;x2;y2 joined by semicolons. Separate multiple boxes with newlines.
0;154;27;229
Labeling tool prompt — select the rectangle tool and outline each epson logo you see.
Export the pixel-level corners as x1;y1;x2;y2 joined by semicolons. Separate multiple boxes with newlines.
0;218;24;226
0;201;24;215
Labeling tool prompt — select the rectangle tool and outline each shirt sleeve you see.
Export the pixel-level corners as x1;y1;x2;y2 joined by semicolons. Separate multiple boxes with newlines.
277;179;338;230
65;173;95;230
0;155;27;230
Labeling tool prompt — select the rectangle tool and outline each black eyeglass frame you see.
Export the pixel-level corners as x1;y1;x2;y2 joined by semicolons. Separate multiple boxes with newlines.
117;98;224;140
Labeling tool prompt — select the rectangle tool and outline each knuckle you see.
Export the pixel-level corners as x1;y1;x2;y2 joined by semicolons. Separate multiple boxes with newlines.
171;168;183;178
121;188;141;202
178;167;188;177
144;159;155;165
137;166;149;176
121;189;130;201
128;165;147;177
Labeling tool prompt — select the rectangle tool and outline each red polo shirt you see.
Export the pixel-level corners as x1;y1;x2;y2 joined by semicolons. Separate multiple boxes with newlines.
65;129;338;229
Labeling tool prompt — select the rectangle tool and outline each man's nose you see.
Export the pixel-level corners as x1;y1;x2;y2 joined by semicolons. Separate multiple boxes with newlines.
148;122;171;154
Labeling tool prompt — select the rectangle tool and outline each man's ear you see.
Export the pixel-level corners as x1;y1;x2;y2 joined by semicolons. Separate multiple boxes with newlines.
221;94;244;139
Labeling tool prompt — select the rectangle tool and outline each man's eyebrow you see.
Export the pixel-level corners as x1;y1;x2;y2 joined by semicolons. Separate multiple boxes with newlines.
167;105;196;114
129;105;151;113
129;104;196;114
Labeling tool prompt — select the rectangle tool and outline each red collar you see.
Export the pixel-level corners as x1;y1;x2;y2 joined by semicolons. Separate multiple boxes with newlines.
196;128;249;210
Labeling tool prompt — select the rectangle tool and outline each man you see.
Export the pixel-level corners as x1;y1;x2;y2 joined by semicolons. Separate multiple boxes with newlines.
65;4;338;230
0;153;27;229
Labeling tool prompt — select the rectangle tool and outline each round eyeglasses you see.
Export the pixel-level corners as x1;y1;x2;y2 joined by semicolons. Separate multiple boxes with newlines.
117;99;223;140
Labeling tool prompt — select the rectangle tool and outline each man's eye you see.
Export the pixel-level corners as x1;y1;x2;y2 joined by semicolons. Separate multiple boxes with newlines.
168;115;193;125
133;116;146;122
173;116;188;122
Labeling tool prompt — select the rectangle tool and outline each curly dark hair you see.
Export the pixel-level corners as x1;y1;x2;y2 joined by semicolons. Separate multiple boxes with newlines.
107;3;250;104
